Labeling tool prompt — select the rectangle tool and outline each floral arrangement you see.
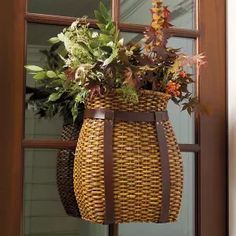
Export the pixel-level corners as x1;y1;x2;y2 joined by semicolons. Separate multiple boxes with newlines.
26;0;205;122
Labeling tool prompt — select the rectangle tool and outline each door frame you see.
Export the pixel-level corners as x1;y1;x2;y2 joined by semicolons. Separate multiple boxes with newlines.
0;0;227;235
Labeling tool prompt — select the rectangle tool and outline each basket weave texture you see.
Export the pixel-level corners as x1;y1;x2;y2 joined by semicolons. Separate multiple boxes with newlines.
74;90;183;224
56;123;81;217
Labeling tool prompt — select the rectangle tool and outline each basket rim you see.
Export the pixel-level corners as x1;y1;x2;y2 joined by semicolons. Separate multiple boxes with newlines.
89;89;171;101
138;89;171;99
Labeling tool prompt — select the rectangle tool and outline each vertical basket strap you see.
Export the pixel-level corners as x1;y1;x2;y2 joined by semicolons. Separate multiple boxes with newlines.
104;110;115;224
154;112;170;223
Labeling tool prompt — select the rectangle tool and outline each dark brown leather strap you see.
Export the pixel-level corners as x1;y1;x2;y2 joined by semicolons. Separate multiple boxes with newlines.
154;112;170;223
84;109;168;122
84;108;170;223
104;110;115;224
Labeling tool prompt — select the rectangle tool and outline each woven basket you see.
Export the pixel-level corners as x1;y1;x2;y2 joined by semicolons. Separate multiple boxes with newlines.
74;90;183;224
56;123;81;217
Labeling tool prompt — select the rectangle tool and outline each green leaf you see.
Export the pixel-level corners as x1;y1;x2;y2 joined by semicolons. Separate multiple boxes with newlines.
103;48;118;66
99;2;111;20
99;34;112;44
96;23;106;31
90;40;99;49
75;94;82;103
25;65;44;72
48;37;60;44
33;71;46;80
48;79;63;87
46;70;57;78
105;22;114;32
187;107;192;115
71;103;78;122
94;10;106;24
58;73;66;80
48;92;63;102
117;86;139;104
114;29;120;42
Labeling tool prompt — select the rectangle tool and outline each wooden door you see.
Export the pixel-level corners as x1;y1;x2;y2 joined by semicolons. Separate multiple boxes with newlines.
0;0;227;236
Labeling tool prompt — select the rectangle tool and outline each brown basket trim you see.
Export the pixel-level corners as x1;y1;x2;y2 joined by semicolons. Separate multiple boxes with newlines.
104;110;115;224
84;108;171;224
84;109;169;122
154;112;170;222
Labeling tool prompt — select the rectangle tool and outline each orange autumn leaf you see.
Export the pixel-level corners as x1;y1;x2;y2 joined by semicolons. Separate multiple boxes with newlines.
166;81;181;97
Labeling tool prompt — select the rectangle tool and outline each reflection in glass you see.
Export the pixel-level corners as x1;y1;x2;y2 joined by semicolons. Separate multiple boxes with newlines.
120;0;195;29
119;153;195;236
120;32;142;44
28;0;111;18
24;149;107;236
25;24;65;139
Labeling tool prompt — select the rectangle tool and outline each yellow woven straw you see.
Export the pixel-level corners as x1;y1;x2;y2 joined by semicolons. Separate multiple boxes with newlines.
74;90;183;224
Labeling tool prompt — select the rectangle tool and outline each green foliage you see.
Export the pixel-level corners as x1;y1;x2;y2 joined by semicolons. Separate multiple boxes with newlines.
33;71;46;80
25;1;205;120
48;92;64;102
25;65;43;72
46;70;57;78
48;37;60;44
117;86;139;104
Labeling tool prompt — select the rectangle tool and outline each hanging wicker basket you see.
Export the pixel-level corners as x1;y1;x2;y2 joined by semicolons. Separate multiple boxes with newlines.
56;123;82;217
73;90;183;224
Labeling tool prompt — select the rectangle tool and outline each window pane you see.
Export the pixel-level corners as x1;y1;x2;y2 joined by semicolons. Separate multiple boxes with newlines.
25;24;65;139
120;0;195;29
119;152;195;236
167;37;196;144
24;149;107;236
27;0;111;18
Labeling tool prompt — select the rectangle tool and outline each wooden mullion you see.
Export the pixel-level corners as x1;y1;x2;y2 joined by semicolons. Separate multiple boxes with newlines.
25;13;98;28
22;139;76;149
112;0;120;29
22;139;200;152
25;12;199;39
109;224;118;236
180;144;200;153
167;27;199;39
119;23;199;38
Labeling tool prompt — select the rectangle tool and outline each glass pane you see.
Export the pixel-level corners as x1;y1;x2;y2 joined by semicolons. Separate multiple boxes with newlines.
25;24;65;139
27;0;111;18
119;152;195;236
24;149;107;236
167;37;196;144
120;32;142;44
120;0;195;29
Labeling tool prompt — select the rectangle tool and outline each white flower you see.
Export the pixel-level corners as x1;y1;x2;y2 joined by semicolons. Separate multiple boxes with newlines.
107;41;114;47
57;32;65;42
118;38;124;47
92;32;99;38
70;20;79;30
75;64;94;82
